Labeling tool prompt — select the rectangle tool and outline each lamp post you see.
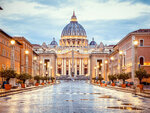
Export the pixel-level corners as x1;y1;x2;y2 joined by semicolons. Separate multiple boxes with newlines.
132;40;138;83
94;66;97;83
39;60;42;76
10;40;15;70
105;60;108;81
119;51;123;73
110;56;114;75
50;66;52;82
33;56;37;76
25;50;29;73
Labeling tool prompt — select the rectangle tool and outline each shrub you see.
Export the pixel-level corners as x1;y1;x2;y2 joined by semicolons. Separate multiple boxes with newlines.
34;75;41;83
0;68;17;84
108;74;117;83
135;68;150;84
16;73;32;84
117;73;130;84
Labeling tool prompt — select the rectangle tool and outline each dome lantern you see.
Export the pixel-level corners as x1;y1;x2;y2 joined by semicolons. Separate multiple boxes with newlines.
71;11;77;22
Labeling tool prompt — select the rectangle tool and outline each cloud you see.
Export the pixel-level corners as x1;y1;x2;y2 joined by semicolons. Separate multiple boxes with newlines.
0;0;150;45
1;0;150;21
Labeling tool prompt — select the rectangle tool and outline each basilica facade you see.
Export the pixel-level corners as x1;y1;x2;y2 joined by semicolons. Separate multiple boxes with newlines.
33;12;114;80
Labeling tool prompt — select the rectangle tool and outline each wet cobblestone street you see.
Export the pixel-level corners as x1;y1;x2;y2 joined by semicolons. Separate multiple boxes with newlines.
0;81;150;113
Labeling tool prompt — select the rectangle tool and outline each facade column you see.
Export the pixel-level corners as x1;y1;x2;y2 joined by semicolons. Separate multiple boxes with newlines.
69;59;71;76
131;35;135;83
75;59;77;76
62;59;64;75
64;59;66;75
82;59;84;75
56;59;57;75
88;59;90;76
79;59;82;75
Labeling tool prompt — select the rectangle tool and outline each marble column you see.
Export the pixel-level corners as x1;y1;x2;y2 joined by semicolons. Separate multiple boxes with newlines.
79;59;82;75
82;59;84;75
75;59;77;76
69;59;71;76
88;59;90;76
62;59;64;75
64;59;66;75
56;59;57;75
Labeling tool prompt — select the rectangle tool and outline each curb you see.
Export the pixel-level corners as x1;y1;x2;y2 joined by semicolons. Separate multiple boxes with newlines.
0;83;54;97
91;83;150;98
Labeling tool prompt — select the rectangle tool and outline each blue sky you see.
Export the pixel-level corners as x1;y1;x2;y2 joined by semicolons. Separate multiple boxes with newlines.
0;0;150;45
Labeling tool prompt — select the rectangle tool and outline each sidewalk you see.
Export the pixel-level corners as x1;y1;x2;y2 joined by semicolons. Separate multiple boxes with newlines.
92;83;150;98
0;82;59;97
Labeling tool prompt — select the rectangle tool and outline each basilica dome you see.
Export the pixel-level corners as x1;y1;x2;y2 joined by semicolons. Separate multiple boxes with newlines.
60;12;88;47
61;12;87;38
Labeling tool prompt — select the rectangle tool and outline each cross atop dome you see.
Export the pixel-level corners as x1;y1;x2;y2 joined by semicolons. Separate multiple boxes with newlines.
71;11;77;22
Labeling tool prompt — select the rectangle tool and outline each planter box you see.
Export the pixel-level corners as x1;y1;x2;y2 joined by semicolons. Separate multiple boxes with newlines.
21;84;25;88
137;84;144;90
35;83;39;86
41;83;44;85
122;84;126;88
5;84;11;90
111;83;115;86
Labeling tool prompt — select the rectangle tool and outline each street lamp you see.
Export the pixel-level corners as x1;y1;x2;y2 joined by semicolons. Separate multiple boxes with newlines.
25;50;29;55
50;66;53;82
34;56;37;60
50;66;52;77
94;66;97;77
132;40;138;84
119;51;123;73
105;60;108;81
25;50;29;73
10;40;15;70
133;40;138;46
39;60;42;75
110;56;114;74
10;40;15;45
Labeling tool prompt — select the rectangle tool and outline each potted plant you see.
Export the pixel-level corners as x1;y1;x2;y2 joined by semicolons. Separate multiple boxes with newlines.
92;77;96;83
117;73;130;88
108;74;117;86
16;73;32;88
47;77;51;84
51;77;55;83
97;76;103;86
0;68;17;90
34;75;40;86
40;76;45;85
135;68;150;91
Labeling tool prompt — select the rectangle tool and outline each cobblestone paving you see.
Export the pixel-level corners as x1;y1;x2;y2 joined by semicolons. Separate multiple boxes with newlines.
0;80;150;113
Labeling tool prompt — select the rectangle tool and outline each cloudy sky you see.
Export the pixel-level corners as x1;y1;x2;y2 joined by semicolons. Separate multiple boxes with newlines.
0;0;150;45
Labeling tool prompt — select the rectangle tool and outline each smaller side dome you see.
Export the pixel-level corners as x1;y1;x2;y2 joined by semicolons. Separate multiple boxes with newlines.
50;37;58;46
42;42;47;48
89;38;97;46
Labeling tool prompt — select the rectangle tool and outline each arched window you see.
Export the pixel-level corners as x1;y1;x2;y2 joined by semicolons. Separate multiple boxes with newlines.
139;57;144;65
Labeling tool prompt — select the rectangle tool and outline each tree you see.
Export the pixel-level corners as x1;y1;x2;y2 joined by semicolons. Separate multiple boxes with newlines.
34;75;40;83
97;76;103;83
108;74;117;83
51;77;55;82
0;68;17;84
92;77;96;82
117;73;130;84
40;76;46;83
135;68;150;84
16;73;32;84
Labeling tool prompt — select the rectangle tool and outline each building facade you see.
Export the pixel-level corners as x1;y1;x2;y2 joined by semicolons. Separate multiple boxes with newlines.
0;12;150;85
33;12;114;80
